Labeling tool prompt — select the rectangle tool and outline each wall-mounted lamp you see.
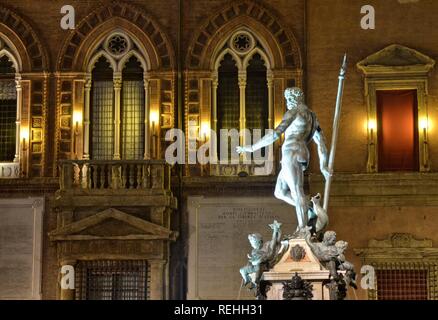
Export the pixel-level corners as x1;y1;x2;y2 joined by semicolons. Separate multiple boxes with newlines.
150;111;159;159
420;118;429;141
368;119;377;142
367;119;377;172
200;123;210;143
73;111;83;159
420;117;430;169
21;128;29;177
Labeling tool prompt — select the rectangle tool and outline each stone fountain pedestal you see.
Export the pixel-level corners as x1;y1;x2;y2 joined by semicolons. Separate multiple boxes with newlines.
261;238;332;300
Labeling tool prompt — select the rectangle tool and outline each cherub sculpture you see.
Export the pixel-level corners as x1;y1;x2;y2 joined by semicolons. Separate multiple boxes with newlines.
304;228;357;294
240;220;283;289
335;240;357;289
304;229;338;263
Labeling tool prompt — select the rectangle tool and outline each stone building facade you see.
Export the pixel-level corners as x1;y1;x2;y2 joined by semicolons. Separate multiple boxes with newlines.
1;0;438;300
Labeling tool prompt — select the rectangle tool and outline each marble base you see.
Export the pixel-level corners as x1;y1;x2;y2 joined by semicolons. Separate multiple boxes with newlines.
261;238;332;300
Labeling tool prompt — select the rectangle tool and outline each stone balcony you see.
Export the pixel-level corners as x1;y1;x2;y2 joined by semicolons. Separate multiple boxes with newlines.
55;159;176;208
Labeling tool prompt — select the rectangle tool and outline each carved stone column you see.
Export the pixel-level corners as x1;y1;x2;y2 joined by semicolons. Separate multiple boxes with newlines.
113;72;122;160
144;77;150;160
14;75;22;163
83;74;91;160
212;72;218;134
149;260;166;300
238;71;247;146
211;73;219;175
267;70;274;130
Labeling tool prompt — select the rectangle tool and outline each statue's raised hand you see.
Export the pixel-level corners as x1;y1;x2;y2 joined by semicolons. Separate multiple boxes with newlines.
269;220;282;231
236;145;253;154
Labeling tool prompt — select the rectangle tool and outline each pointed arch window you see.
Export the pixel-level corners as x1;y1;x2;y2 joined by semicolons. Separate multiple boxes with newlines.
213;30;273;163
90;56;114;160
246;53;268;134
121;56;145;160
217;53;239;132
0;55;17;162
0;38;22;179
83;31;150;161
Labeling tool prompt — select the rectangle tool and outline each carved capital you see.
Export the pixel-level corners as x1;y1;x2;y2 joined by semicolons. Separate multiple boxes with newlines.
15;76;22;90
212;76;219;88
113;73;122;89
85;75;92;89
267;70;274;87
238;71;247;88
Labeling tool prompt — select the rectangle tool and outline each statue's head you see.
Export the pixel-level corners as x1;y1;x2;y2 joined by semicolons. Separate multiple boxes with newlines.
323;231;337;246
284;87;304;110
248;233;263;249
335;240;348;253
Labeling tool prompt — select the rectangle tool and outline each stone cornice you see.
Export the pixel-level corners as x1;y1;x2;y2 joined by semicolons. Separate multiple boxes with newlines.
309;172;438;206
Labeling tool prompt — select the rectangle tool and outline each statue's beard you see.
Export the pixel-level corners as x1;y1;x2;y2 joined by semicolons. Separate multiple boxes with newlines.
287;101;299;109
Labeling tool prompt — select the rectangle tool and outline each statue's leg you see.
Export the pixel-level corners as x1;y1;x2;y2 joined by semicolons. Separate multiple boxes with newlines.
274;171;296;206
282;156;308;229
240;265;254;285
254;265;262;286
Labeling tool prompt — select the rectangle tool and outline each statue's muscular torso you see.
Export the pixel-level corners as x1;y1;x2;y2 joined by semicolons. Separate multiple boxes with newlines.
276;105;316;165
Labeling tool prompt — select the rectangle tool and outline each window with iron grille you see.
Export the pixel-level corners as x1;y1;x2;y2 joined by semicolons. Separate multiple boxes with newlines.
0;54;16;162
375;269;428;300
121;56;145;160
91;56;114;160
75;260;149;300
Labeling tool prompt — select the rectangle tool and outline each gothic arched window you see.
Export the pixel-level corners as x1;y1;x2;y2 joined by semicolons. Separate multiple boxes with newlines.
213;30;273;164
217;53;239;158
84;31;149;161
121;56;145;160
90;56;114;160
246;53;268;134
0;55;16;162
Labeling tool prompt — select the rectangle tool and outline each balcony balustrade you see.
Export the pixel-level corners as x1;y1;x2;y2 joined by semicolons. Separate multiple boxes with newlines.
58;160;171;192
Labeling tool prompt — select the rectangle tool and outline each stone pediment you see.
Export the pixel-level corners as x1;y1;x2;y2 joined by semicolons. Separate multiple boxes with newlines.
49;208;178;241
263;239;328;283
357;44;435;76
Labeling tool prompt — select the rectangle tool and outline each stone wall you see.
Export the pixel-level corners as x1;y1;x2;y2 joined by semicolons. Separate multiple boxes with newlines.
306;0;438;173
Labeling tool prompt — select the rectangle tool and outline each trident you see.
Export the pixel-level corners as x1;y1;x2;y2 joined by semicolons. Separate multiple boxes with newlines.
323;54;347;212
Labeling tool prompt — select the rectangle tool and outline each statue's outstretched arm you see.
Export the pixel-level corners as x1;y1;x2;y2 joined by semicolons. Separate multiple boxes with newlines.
312;120;330;180
268;220;282;253
237;110;294;153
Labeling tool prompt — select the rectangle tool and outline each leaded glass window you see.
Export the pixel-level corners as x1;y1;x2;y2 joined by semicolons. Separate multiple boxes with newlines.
121;56;145;160
91;57;114;160
217;53;239;158
0;55;16;162
246;53;268;134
